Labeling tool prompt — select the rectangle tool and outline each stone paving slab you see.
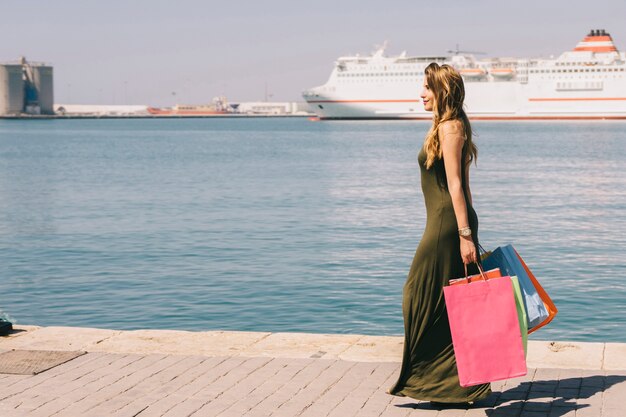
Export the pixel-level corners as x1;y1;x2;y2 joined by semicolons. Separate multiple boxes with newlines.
89;329;271;357
339;335;404;362
525;341;604;370
604;342;626;370
0;326;120;351
237;332;363;360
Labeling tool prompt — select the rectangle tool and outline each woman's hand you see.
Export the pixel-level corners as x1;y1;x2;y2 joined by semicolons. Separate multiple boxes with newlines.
460;235;477;265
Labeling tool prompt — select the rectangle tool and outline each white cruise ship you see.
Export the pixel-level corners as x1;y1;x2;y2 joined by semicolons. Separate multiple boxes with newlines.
302;30;626;120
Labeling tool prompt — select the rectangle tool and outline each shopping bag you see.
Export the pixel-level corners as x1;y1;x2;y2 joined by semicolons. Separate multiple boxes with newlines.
510;276;528;357
450;270;528;357
513;248;558;334
444;273;527;387
449;267;502;285
482;245;549;330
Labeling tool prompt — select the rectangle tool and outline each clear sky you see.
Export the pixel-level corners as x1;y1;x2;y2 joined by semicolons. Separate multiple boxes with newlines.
2;0;624;106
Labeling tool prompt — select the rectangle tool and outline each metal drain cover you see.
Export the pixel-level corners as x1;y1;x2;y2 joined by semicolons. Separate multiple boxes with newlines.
0;349;85;375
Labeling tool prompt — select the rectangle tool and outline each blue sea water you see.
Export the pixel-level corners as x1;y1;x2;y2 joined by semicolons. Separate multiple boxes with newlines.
0;118;624;342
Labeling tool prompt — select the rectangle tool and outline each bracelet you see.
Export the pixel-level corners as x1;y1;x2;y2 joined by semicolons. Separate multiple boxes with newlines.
458;227;472;237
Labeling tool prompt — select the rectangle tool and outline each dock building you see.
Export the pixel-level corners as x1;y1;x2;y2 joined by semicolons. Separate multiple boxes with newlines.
0;57;54;116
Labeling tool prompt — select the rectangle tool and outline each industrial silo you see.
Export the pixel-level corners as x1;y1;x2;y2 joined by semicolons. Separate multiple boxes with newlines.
32;65;54;114
0;64;25;115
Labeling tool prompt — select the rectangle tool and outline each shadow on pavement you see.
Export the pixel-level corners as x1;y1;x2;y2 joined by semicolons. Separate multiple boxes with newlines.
393;375;626;415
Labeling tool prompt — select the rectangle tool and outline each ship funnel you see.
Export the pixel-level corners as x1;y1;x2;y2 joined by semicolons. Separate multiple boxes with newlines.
574;29;618;53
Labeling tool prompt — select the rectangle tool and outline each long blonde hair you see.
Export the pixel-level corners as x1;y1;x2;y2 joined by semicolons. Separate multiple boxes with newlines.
423;63;477;169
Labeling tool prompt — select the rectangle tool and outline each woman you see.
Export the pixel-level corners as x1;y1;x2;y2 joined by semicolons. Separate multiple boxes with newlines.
387;63;491;404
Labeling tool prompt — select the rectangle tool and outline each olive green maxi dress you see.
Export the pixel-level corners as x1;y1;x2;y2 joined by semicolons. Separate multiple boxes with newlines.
387;146;491;403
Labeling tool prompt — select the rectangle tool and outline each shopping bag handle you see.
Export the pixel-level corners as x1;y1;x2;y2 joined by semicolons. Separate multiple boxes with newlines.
464;262;487;282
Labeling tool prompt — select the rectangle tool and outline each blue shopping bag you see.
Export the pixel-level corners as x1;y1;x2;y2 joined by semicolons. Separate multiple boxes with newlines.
482;245;549;329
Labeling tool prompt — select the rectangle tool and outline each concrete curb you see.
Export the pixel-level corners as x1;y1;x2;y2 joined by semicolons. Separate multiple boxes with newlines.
1;325;624;370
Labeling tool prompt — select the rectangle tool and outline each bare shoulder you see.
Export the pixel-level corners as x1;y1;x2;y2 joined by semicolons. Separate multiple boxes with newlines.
438;119;465;144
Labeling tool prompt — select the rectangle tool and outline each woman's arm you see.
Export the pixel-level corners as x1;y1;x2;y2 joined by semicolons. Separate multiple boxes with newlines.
439;120;477;264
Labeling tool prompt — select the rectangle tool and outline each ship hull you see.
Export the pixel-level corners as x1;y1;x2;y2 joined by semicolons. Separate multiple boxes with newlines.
307;81;626;120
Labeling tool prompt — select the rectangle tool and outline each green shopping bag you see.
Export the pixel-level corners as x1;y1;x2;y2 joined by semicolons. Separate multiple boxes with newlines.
510;276;528;357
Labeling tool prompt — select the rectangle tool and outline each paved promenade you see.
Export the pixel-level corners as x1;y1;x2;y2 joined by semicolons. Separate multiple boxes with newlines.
0;326;625;417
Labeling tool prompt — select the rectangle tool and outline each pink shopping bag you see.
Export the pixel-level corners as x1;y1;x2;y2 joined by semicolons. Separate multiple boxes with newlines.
443;274;527;387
